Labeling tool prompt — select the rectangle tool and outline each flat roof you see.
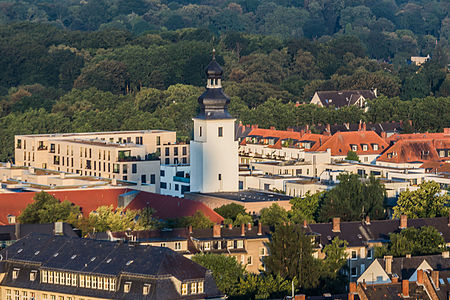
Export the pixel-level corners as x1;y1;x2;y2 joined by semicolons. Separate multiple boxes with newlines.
16;129;173;138
61;139;143;148
200;189;292;202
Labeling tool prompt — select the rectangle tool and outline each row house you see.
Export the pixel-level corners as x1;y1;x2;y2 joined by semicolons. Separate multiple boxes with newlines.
305;215;450;282
95;223;271;274
0;233;223;300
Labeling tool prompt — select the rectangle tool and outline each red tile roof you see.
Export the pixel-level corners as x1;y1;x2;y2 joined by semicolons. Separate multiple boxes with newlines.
311;131;389;155
0;188;223;225
387;132;449;143
246;128;301;140
377;139;441;164
126;192;224;224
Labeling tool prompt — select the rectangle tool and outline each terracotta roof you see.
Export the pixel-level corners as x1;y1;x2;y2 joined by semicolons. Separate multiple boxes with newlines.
387;132;449;143
126;192;224;224
310;131;388;155
377;139;441;164
245;127;301;140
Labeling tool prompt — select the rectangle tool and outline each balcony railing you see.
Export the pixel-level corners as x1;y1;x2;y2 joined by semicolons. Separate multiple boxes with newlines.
173;176;190;183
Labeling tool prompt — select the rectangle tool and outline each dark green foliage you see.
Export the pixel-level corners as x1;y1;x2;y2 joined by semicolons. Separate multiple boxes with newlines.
376;226;445;257
318;173;386;222
345;150;360;162
214;203;247;221
18;191;80;224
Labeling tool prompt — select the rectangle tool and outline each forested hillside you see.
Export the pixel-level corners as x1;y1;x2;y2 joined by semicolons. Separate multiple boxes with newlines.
0;0;448;162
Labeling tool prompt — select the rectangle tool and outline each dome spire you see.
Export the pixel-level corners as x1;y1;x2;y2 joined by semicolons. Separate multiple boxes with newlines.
212;48;216;60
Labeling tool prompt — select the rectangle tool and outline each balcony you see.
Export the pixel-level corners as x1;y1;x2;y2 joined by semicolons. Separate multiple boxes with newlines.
117;153;159;162
173;176;190;183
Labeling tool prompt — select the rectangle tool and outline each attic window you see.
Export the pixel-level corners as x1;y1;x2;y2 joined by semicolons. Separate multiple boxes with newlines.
361;144;368;151
126;260;134;266
30;270;37;281
198;281;204;293
12;268;20;279
124;282;132;293
351;144;358;152
372;144;379;151
143;284;151;295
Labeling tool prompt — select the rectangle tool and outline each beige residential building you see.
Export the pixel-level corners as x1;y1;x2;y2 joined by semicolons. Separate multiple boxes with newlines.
14;130;190;188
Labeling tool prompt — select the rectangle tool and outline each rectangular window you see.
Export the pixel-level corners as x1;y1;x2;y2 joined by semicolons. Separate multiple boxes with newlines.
30;270;37;281
156;136;161;146
132;163;137;174
218;174;222;180
80;275;85;287
113;164;120;174
16;139;21;149
175;242;181;250
143;283;151;295
124;281;131;293
198;281;204;294
182;146;187;155
165;147;170;156
104;277;109;290
191;282;197;294
110;278;116;291
351;250;357;260
175;184;179;191
71;273;77;286
182;157;187;164
259;247;266;256
160;182;167;189
6;289;11;300
122;164;128;174
42;270;48;283
351;267;357;277
98;276;103;289
150;174;156;184
247;256;253;265
60;272;65;285
237;240;244;248
48;271;53;284
199;126;202;137
86;275;91;288
218;127;223;137
160;170;165;177
141;174;147;184
54;272;59;284
181;283;188;295
367;249;373;259
50;144;55;153
204;242;211;250
92;276;97;288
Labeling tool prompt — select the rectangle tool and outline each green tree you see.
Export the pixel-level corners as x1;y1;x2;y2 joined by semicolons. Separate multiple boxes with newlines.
234;213;253;226
388;226;445;257
264;224;321;290
87;205;145;232
289;191;323;223
192;253;246;295
319;173;386;222
214;203;247;221
345;150;360;162
393;181;449;219
18;191;80;224
185;210;214;229
137;206;160;230
259;203;289;227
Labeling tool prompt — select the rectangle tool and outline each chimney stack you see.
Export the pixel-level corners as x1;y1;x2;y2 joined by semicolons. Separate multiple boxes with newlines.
365;215;371;225
384;255;393;274
432;270;440;289
417;269;424;285
303;219;308;228
247;222;252;230
241;224;245;236
228;223;233;230
257;222;262;236
213;224;221;238
294;295;305;300
349;282;356;293
402;280;409;297
443;251;449;258
399;215;407;229
392;274;399;283
362;122;366;131
270;126;275;130
332;217;340;232
188;225;193;234
15;223;21;239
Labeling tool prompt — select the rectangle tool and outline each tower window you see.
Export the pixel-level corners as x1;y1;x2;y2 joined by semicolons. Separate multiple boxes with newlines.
218;127;223;137
199;126;202;137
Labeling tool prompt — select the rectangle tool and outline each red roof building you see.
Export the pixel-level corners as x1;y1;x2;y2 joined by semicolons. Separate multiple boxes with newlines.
0;188;223;225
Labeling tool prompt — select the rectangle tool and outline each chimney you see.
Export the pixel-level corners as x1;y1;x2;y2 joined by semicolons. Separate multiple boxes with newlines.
432;270;440;289
270;126;275;130
326;123;331;133
406;253;411;258
247;222;252;230
359;120;362;131
443;251;449;258
294;295;305;300
228;223;233;230
392;274;399;283
399;215;407;229
188;225;193;234
303;219;308;228
15;223;21;239
402;280;409;297
384;255;393;274
362;122;366;131
332;217;340;232
241;224;245;236
417;269;424;285
349;282;356;293
381;131;387;140
348;293;354;300
365;215;371;225
257;222;262;235
213;224;221;238
300;129;305;137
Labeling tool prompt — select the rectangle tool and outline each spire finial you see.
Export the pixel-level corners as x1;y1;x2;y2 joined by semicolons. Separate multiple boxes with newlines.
212;48;216;60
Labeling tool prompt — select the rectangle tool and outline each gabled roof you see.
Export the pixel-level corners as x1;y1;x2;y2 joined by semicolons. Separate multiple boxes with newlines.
244;127;301;141
310;131;388;155
306;216;450;248
0;223;79;240
377;139;441;164
313;90;376;108
387;132;449;144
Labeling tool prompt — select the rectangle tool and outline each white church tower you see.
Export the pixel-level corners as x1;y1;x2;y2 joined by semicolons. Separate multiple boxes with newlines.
190;50;238;193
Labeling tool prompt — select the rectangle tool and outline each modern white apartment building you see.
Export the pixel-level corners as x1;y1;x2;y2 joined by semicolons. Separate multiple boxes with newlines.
14;130;189;191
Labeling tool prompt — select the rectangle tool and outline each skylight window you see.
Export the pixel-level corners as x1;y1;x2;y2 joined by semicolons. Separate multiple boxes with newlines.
17;249;23;253
71;255;77;259
90;257;96;262
34;251;40;255
106;258;112;263
126;260;134;266
53;253;59;257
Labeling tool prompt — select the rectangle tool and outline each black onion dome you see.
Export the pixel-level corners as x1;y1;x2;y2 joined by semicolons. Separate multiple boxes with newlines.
205;59;223;77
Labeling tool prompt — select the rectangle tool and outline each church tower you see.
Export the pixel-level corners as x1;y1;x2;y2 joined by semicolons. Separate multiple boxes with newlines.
190;50;238;193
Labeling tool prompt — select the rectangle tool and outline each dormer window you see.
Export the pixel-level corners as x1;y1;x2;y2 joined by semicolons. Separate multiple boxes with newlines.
372;144;379;151
124;281;132;293
198;281;204;293
204;242;211;251
351;144;358;152
361;144;368;151
143;284;151;295
181;283;188;295
191;282;197;294
30;270;37;281
13;268;20;279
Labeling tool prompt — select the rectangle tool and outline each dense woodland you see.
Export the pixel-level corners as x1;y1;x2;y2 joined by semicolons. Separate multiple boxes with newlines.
0;0;449;162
